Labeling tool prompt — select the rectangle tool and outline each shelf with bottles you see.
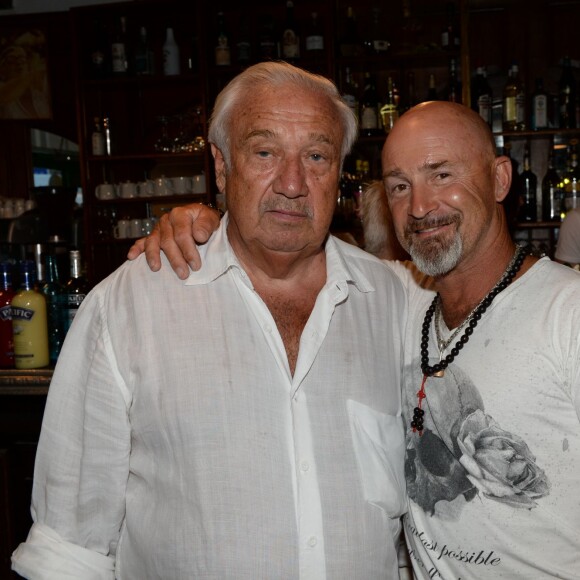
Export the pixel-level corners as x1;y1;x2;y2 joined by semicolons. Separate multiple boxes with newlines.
73;2;206;83
334;0;463;62
204;1;334;87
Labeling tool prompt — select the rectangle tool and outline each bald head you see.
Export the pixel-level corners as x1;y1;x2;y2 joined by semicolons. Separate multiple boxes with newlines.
383;101;497;170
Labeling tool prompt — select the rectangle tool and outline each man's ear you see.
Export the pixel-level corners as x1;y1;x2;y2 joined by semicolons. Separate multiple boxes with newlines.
211;144;227;193
493;156;512;203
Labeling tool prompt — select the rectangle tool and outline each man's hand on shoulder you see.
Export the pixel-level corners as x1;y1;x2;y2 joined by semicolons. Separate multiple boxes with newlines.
127;203;222;280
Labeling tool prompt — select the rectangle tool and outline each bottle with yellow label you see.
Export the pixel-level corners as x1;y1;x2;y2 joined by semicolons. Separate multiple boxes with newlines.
11;259;49;369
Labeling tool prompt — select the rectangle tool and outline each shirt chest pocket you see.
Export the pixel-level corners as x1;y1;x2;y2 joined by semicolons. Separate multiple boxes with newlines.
347;399;407;520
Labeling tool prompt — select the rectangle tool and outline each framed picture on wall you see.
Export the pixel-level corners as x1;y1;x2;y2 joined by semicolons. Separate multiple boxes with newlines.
0;27;52;120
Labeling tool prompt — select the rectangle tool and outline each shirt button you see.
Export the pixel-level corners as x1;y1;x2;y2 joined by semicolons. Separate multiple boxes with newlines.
264;324;272;333
308;536;318;547
300;461;310;472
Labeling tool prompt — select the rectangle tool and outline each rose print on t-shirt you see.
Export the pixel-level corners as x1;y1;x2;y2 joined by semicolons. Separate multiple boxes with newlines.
403;362;550;515
458;410;550;509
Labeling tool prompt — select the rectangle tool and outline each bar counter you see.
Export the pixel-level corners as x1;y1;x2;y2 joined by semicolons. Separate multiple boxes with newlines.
0;368;52;394
0;369;52;580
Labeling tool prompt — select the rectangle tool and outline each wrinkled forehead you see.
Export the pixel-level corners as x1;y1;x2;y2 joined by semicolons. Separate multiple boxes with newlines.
382;115;484;170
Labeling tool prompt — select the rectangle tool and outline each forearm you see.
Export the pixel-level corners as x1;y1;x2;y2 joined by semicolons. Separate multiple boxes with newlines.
12;290;131;576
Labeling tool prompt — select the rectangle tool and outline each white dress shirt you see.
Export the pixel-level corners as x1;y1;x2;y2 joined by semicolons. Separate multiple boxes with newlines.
12;218;408;579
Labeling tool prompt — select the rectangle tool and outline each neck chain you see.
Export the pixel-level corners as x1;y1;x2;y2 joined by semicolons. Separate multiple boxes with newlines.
411;244;528;435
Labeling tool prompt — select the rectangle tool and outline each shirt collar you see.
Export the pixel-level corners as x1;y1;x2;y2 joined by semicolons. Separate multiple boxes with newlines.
184;212;375;296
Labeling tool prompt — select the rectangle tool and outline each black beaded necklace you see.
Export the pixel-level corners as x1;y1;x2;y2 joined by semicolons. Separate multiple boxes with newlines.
411;244;528;435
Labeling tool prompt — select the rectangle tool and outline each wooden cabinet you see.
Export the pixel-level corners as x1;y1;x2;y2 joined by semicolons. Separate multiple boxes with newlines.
70;1;213;285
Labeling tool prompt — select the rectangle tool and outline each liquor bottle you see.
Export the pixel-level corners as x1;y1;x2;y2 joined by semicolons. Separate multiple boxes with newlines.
305;12;324;54
215;11;231;66
42;253;64;366
11;260;49;370
441;2;460;51
360;72;380;136
102;116;112;155
0;262;15;368
380;76;400;133
236;18;252;64
91;117;106;156
134;26;154;76
258;13;277;61
341;66;359;122
405;70;417;111
518;142;537;222
188;33;200;73
447;58;461;103
530;78;549;131
63;250;90;334
364;6;389;55
426;73;438;101
471;66;492;126
111;16;128;76
542;145;563;222
502;142;523;228
281;0;300;62
563;142;580;214
163;27;181;75
339;6;362;57
33;243;45;285
503;64;525;131
559;56;577;129
89;18;110;78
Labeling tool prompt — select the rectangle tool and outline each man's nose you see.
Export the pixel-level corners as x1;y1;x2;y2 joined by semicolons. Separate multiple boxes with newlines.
408;182;437;219
274;157;307;198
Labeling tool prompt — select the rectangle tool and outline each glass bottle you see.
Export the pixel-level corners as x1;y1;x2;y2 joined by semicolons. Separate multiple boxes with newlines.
341;66;359;122
471;66;492;126
542;144;564;222
281;0;300;62
111;15;128;76
215;11;231;66
339;6;362;57
236;17;252;64
502;142;523;228
91;116;105;156
134;26;154;76
426;73;438;101
0;262;15;368
63;250;90;334
518;142;538;222
503;64;525;131
89;18;109;78
305;12;324;54
441;2;460;51
11;260;49;370
530;78;549;131
360;72;380;136
258;13;277;61
563;142;580;214
381;76;400;133
163;27;181;75
447;58;461;103
559;56;577;129
364;6;389;55
42;253;64;366
404;70;417;111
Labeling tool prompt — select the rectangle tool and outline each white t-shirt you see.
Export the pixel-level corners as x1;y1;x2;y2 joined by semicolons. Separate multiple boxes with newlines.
12;220;408;580
555;207;580;264
388;258;580;579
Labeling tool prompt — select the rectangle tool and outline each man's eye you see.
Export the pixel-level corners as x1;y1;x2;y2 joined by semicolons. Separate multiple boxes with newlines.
257;150;271;158
437;172;450;180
